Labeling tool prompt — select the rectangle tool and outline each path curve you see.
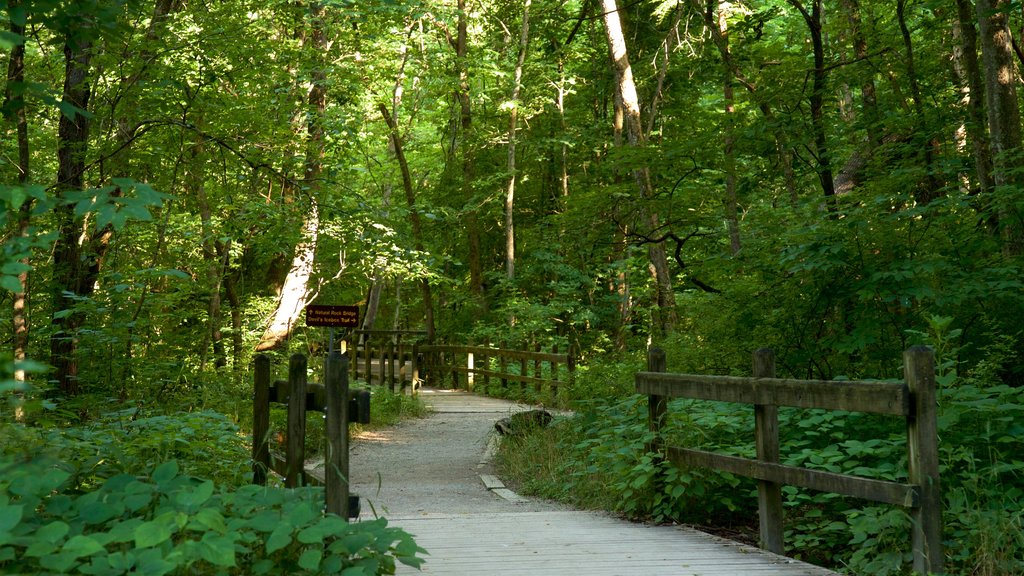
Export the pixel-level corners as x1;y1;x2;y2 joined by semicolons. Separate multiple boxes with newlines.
314;389;838;576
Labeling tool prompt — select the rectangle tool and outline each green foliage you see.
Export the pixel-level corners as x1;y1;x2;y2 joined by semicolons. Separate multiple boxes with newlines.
500;340;1024;575
0;457;424;575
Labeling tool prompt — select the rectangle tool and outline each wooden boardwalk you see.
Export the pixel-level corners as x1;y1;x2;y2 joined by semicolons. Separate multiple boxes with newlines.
390;511;838;575
345;390;839;576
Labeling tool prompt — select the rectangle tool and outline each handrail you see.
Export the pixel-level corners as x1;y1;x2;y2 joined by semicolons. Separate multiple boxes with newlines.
417;342;575;396
637;346;942;575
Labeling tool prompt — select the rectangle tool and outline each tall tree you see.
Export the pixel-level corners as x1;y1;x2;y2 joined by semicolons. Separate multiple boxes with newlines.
504;0;531;280
601;0;677;335
256;1;328;351
3;0;30;395
976;0;1024;251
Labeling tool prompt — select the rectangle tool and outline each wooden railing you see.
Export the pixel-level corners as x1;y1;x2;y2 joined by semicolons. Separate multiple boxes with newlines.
252;352;367;518
347;330;426;391
637;346;943;575
417;342;574;396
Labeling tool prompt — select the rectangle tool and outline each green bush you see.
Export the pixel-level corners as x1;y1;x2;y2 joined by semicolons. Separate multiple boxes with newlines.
0;458;424;575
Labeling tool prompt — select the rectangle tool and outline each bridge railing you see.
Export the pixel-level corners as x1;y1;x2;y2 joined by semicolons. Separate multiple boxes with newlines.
416;342;575;397
347;329;426;391
638;346;942;575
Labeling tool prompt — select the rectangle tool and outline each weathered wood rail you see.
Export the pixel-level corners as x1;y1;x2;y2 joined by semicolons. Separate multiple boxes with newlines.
638;346;942;575
417;342;574;396
252;352;368;518
347;329;425;391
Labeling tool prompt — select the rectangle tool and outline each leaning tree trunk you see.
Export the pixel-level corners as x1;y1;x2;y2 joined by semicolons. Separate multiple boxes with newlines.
601;0;677;335
255;2;327;351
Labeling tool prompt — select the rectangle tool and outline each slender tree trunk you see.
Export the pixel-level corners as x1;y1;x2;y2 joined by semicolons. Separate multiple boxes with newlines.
4;2;30;401
504;0;531;281
51;33;99;395
601;0;677;335
718;2;741;255
255;2;327;351
789;0;836;198
897;0;940;203
379;104;436;341
453;0;483;304
977;0;1024;251
840;0;879;147
953;0;994;196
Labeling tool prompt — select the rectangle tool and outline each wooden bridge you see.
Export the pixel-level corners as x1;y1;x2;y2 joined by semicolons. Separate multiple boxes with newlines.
342;390;840;576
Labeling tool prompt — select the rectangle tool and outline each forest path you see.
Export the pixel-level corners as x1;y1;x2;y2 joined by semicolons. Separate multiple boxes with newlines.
312;389;839;575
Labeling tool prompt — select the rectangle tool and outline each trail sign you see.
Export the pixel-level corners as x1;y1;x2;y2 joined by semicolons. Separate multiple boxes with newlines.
305;305;359;327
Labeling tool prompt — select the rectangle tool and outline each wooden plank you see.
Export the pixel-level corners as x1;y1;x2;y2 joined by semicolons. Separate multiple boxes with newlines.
479;474;504;490
666;446;918;506
391;511;840;575
418;344;569;364
325;351;349;518
636;372;910;415
752;348;784;555
286;353;307;488
252;354;271;485
904;346;944;575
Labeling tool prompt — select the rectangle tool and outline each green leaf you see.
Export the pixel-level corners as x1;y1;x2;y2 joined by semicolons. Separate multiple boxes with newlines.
135;520;172;548
36;520;70;544
192;508;227;534
63;534;104;558
199;533;235;567
176;480;214;510
0;275;24;293
151;461;179;485
0;505;23;533
298;548;322;571
265;523;292;554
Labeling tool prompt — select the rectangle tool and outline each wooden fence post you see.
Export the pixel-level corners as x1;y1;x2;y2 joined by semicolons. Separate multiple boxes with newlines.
500;342;509;389
904;346;944;575
325;351;350;519
467;351;475;392
646;348;667;437
387;340;396;392
286;353;308;488
753;348;784;555
252;354;271;485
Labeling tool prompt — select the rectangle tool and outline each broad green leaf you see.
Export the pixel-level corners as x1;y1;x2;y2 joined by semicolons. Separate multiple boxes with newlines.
176;480;214;510
63;534;104;558
191;508;227;534
36;520;70;544
265;523;292;554
40;551;79;573
0;505;23;533
134;520;172;548
199;533;235;567
151;461;179;485
298;548;322;571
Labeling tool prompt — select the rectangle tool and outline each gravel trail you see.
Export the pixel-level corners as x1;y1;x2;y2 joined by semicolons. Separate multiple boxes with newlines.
312;389;566;519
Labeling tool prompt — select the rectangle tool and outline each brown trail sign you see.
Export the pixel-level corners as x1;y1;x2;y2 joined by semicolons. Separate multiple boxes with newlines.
306;305;359;327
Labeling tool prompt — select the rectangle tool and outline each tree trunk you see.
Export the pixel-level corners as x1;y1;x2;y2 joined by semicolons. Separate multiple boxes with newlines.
789;0;836;199
897;0;940;203
718;1;741;255
4;1;30;401
255;2;327;351
379;104;436;341
953;0;994;197
51;33;100;396
601;0;677;335
504;0;531;281
977;0;1024;251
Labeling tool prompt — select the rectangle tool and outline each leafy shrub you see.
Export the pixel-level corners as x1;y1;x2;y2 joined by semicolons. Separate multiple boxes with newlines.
0;458;424;575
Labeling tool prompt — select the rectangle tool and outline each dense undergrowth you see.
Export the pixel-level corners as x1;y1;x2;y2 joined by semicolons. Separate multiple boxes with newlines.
496;346;1024;576
0;384;427;575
